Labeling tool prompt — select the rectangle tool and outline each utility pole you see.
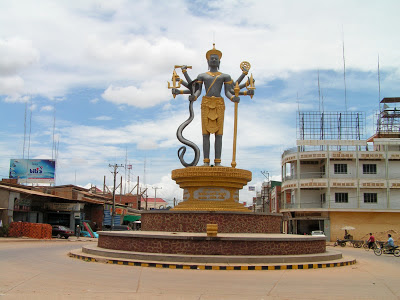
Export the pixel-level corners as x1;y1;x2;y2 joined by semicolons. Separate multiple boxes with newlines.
137;176;140;210
152;186;162;210
109;164;123;230
261;171;270;213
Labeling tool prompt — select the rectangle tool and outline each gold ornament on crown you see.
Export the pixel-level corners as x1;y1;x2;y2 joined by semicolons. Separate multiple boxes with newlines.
206;43;222;60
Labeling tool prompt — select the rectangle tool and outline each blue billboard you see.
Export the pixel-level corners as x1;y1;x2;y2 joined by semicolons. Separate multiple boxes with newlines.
9;159;56;184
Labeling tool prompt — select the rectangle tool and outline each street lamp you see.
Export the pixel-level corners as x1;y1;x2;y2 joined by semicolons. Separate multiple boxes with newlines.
152;186;162;210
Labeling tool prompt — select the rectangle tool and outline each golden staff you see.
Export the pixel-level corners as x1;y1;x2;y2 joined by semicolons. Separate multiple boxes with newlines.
231;81;240;168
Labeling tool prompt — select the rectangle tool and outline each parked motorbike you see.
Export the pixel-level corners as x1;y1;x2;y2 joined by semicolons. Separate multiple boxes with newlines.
334;238;347;247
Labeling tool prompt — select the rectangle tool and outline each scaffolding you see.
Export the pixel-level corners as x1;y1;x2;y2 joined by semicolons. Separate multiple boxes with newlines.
376;97;400;135
297;111;365;141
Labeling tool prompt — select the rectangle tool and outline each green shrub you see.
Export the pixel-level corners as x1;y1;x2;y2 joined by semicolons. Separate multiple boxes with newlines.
0;224;9;237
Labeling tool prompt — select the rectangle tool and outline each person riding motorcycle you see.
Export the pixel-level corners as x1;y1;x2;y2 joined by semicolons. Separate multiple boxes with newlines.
385;234;395;252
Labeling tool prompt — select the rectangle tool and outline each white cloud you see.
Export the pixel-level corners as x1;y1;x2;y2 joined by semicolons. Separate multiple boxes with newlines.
93;116;112;121
0;76;24;96
0;37;39;76
102;80;170;108
40;105;54;112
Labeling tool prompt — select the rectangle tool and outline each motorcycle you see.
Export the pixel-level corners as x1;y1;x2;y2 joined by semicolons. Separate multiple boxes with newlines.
334;238;347;247
374;245;400;257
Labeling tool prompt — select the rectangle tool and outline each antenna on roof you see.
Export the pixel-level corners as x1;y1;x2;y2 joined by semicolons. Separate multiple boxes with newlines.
27;102;32;159
378;54;381;110
23;102;27;159
318;70;321;112
342;26;347;112
321;87;324;112
52;104;56;160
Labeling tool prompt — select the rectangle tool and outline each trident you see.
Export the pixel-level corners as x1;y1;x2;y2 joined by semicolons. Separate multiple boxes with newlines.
167;66;192;98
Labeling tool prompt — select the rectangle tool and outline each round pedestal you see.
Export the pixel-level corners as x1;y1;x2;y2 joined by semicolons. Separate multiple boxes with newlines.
171;166;251;212
141;211;282;233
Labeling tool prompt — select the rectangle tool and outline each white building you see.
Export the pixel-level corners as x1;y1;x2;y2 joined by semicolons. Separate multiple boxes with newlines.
280;99;400;241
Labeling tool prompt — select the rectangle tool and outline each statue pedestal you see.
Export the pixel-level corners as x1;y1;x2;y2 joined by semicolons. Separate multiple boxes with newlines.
171;166;252;212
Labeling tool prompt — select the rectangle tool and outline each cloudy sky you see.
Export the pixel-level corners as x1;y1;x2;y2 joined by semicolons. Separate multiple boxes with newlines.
1;1;400;207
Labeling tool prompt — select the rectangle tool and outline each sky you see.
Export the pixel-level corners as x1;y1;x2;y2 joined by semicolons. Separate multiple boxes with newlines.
1;0;400;207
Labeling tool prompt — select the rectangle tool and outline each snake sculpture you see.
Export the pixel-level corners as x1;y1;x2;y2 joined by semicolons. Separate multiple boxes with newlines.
176;81;200;167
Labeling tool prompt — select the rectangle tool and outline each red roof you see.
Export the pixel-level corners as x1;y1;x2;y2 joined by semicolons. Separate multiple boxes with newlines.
145;197;167;203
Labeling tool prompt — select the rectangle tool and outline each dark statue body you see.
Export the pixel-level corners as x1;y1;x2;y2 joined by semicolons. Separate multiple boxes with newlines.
170;44;255;167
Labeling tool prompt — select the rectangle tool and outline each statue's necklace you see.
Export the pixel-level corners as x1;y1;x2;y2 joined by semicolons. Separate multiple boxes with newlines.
206;71;222;77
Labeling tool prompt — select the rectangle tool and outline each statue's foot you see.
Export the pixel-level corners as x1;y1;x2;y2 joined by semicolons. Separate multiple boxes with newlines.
202;162;210;167
214;159;222;167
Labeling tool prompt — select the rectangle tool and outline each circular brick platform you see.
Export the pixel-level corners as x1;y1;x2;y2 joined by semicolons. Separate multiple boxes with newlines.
140;211;282;233
98;232;326;256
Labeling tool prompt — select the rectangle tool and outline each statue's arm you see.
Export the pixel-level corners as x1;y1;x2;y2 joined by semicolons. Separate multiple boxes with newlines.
188;75;203;101
172;88;192;95
181;66;193;85
224;75;240;103
235;67;250;85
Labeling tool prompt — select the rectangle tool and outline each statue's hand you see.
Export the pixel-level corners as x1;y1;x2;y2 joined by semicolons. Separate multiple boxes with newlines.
188;94;197;102
172;88;180;95
181;65;188;71
232;96;240;103
247;90;254;96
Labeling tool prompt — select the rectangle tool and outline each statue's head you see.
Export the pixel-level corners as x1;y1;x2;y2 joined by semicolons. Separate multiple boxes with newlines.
206;43;222;70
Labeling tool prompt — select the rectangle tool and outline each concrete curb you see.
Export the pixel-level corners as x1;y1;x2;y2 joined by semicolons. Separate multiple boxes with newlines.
0;237;97;242
68;249;356;271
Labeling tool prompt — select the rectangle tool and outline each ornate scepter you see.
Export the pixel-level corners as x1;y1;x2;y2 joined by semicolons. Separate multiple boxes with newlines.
231;61;255;168
231;81;240;168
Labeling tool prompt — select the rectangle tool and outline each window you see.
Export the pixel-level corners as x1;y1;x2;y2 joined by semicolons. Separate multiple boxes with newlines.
335;193;348;203
320;193;326;203
363;164;377;174
364;193;377;203
334;164;347;174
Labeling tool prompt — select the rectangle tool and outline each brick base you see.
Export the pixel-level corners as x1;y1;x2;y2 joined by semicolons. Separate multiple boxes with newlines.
98;234;326;255
141;211;282;233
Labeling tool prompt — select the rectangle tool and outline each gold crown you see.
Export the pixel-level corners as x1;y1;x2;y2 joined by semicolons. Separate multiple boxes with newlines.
206;43;222;60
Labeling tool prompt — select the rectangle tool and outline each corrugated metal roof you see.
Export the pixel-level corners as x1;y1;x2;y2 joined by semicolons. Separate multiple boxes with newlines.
381;97;400;103
0;184;69;200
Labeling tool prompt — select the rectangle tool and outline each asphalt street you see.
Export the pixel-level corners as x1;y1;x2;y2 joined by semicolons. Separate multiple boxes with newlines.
0;239;399;299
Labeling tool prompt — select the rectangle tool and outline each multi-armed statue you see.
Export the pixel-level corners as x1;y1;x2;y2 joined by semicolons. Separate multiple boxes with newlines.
168;44;255;168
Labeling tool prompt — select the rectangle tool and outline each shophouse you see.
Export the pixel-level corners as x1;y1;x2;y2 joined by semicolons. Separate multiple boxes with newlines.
280;98;400;241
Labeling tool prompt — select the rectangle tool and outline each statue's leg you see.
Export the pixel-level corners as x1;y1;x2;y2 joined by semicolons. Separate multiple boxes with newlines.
203;134;210;166
215;134;222;166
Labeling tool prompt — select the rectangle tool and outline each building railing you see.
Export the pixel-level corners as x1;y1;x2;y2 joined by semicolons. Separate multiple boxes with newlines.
282;144;370;159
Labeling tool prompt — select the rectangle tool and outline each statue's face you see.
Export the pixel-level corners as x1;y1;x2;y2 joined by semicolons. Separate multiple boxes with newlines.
208;54;220;68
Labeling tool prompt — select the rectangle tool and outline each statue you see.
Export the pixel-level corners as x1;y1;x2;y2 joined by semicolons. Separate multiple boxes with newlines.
169;44;255;168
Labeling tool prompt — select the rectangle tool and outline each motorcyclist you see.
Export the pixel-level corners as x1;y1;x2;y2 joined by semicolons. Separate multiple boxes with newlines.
367;233;375;249
385;234;395;252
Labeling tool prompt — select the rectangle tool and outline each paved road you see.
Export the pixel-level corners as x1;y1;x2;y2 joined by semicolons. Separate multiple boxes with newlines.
0;240;399;299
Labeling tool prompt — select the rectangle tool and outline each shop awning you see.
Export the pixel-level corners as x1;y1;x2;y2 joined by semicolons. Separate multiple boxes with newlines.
123;215;141;222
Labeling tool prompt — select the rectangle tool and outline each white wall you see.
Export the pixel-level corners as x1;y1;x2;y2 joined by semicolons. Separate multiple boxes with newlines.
329;161;356;179
388;161;400;179
389;190;400;209
300;189;321;208
358;161;385;178
328;189;357;209
359;189;387;209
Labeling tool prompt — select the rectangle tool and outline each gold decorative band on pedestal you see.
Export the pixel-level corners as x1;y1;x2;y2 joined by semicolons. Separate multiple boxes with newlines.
171;166;252;212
